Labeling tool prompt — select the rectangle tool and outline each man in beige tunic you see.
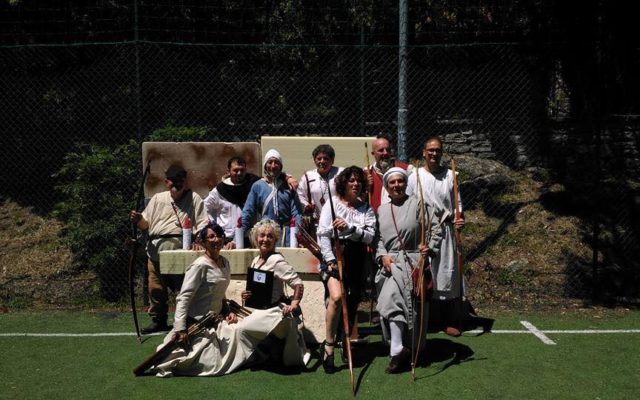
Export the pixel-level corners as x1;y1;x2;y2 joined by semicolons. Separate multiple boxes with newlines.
130;165;208;334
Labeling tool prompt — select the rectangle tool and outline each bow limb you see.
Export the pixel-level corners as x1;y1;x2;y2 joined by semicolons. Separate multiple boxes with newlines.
451;158;463;279
450;158;464;330
326;185;355;396
411;255;427;381
363;142;376;326
128;239;142;342
364;142;372;205
129;160;151;342
411;167;429;380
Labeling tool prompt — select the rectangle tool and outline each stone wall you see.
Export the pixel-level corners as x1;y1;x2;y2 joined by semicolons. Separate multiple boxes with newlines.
433;114;640;178
434;118;540;170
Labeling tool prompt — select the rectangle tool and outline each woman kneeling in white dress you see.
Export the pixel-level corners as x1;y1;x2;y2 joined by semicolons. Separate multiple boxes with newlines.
153;221;308;377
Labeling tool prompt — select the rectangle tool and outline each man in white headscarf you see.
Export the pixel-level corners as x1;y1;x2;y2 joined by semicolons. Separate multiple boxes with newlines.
241;149;302;246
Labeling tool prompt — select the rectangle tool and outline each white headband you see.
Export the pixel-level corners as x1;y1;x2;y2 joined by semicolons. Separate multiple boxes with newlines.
382;167;408;188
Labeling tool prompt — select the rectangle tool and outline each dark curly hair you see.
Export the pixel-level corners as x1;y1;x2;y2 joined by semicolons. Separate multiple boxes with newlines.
335;166;366;198
196;221;225;243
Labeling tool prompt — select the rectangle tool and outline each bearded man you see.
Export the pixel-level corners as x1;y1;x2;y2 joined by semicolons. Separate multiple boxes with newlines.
365;134;414;212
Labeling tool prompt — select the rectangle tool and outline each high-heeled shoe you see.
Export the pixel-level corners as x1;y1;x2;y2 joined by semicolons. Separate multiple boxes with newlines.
321;340;337;374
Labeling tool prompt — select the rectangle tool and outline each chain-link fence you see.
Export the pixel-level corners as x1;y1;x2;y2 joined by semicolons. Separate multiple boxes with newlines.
1;42;542;201
1;39;638;310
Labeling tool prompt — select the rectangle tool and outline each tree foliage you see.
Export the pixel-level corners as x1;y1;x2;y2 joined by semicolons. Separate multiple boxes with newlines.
52;127;209;301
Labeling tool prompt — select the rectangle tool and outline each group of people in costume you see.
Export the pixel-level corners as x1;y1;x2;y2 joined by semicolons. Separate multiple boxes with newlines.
129;133;465;377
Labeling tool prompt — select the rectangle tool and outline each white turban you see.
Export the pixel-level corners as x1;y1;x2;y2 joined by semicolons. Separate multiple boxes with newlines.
382;166;408;188
263;149;284;179
263;149;283;168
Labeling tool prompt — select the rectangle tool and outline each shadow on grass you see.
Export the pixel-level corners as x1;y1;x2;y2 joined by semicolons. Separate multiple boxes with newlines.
416;338;478;379
305;338;388;394
353;340;388;393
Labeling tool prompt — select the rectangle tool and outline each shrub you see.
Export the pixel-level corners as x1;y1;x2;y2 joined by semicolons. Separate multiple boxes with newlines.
147;125;209;142
53;126;209;302
52;140;140;301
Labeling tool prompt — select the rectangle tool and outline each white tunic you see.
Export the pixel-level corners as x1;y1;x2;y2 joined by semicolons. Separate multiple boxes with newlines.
142;190;208;261
296;166;343;221
317;196;376;265
203;185;242;240
407;167;463;300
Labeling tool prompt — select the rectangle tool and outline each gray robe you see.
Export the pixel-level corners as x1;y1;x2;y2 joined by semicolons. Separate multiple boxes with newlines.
375;196;442;343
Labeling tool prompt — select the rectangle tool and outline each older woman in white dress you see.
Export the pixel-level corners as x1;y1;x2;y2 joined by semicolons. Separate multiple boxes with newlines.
375;167;442;373
239;219;310;368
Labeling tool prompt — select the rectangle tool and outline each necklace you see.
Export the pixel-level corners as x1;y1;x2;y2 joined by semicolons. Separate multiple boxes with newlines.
318;174;329;207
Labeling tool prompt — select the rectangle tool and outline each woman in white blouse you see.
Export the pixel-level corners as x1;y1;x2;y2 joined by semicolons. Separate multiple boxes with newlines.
317;166;376;373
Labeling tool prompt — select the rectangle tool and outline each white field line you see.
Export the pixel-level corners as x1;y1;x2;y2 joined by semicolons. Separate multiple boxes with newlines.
537;329;640;333
0;332;164;337
1;329;640;338
520;320;556;345
465;329;640;334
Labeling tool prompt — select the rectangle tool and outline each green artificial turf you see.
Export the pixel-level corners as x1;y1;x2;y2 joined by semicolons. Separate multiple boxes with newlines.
1;311;639;399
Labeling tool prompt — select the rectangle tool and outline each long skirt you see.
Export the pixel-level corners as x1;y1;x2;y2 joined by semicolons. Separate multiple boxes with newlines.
154;307;309;377
375;251;428;349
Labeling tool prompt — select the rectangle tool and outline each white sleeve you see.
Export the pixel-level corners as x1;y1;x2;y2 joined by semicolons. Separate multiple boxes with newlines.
341;206;376;245
204;188;222;219
317;201;335;263
455;172;463;213
174;263;204;331
406;171;416;196
296;173;310;207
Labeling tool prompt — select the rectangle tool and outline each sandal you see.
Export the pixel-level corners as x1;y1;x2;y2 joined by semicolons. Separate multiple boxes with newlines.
321;340;336;374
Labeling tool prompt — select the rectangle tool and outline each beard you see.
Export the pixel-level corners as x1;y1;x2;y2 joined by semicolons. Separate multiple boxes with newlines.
378;158;394;173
